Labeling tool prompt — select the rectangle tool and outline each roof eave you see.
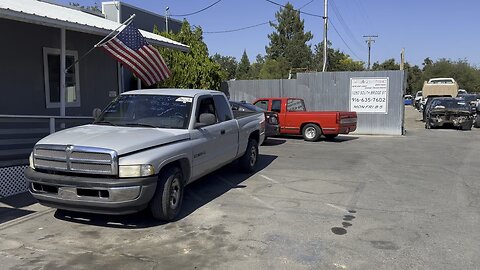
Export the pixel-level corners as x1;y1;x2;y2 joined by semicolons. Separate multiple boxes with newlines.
0;8;190;52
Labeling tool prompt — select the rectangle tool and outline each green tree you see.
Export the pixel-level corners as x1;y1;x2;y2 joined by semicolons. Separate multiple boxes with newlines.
154;20;223;90
212;53;237;80
422;58;480;92
266;2;313;74
371;58;400;70
249;54;265;79
259;57;289;79
313;41;364;71
236;50;251;80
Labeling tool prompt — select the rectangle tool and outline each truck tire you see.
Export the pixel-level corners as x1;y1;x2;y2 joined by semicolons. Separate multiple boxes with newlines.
239;138;258;173
461;123;472;131
474;118;480;128
149;166;184;221
302;124;322;141
324;134;338;140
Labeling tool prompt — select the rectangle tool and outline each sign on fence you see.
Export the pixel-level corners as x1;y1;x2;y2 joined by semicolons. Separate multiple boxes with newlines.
350;77;389;114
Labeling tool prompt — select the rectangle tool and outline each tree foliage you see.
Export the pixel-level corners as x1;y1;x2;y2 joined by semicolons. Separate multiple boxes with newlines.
422;59;480;92
266;2;313;74
212;53;237;81
314;41;364;72
236;50;251;80
154;20;223;90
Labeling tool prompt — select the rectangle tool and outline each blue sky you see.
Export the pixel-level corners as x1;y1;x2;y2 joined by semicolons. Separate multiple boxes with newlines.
61;0;480;67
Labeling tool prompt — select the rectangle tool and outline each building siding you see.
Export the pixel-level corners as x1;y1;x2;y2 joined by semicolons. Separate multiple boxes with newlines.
0;18;118;116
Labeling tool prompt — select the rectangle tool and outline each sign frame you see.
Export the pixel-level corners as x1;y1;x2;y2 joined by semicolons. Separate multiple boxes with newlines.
349;77;389;114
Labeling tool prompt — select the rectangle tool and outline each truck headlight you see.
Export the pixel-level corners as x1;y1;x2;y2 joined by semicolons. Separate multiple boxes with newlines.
119;165;155;178
29;152;35;169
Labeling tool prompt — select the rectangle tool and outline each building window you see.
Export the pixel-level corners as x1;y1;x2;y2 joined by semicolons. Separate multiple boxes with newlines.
43;48;80;108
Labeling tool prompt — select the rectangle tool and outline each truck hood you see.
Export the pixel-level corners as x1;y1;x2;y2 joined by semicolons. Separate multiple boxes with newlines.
36;124;190;155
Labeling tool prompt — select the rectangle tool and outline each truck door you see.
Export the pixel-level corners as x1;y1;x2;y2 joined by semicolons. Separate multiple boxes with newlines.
212;94;238;163
190;96;223;177
284;99;306;134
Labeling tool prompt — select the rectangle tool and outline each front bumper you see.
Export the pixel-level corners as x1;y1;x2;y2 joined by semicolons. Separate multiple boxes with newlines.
429;114;473;127
25;168;157;215
266;124;280;137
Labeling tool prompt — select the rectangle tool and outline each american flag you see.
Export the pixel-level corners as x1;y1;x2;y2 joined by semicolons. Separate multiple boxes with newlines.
100;23;171;86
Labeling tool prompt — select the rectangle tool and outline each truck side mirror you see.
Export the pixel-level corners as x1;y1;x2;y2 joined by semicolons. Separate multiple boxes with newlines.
92;108;102;119
195;113;216;128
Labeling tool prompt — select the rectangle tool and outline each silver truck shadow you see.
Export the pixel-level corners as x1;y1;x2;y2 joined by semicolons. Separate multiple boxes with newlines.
53;154;277;228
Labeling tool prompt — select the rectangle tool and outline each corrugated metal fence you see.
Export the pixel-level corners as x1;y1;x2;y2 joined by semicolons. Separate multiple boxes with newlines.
223;71;406;135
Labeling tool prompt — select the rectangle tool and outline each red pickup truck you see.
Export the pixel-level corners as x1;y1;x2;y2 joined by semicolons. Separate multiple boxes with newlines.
253;97;357;141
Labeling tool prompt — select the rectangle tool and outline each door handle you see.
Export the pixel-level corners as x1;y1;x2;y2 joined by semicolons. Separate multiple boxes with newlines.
220;130;226;135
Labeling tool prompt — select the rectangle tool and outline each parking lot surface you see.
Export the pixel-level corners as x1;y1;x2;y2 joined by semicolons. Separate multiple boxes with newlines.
1;106;480;270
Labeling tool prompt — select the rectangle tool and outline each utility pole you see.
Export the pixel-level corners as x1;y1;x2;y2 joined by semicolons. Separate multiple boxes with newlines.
322;0;328;72
400;48;405;70
363;35;378;70
165;7;169;32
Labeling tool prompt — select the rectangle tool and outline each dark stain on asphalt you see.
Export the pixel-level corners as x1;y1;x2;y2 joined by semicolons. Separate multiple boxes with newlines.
342;222;352;228
343;215;356;221
80;230;101;238
38;234;55;241
331;227;347;235
370;240;399;250
348;210;357;213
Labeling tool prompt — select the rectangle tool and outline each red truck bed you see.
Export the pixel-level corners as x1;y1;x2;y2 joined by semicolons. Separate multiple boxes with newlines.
253;97;357;141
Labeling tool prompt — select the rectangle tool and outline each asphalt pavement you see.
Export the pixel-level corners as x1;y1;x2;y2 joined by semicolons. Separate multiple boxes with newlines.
1;106;479;270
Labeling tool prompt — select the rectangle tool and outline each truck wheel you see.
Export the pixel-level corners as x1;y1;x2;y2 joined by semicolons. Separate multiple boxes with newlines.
461;123;472;131
149;166;184;221
474;118;480;128
302;124;321;141
239;138;258;173
324;134;338;140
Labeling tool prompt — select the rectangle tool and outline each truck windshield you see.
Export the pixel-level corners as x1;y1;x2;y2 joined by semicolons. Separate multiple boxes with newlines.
95;94;193;129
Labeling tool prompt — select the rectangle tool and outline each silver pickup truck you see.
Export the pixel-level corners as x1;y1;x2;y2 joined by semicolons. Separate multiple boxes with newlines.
25;89;265;221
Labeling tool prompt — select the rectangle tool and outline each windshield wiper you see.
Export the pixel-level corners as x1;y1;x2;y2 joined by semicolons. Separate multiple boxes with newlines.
123;123;159;128
93;120;117;126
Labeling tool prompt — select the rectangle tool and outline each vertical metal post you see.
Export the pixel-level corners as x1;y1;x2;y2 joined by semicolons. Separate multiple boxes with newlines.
60;28;66;117
137;78;141;90
322;0;328;72
117;63;123;94
400;48;405;70
49;117;55;134
165;7;169;32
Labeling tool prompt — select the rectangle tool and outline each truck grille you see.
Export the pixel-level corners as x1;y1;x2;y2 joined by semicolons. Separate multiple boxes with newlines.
33;145;118;175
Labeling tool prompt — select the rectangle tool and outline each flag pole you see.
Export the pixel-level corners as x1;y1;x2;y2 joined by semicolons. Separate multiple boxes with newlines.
65;14;136;73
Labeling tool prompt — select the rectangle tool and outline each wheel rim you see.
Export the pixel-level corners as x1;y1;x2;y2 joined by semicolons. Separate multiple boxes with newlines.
169;177;181;209
305;127;316;139
249;145;257;167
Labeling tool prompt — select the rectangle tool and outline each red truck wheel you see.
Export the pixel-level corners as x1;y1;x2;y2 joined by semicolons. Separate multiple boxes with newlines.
302;124;322;142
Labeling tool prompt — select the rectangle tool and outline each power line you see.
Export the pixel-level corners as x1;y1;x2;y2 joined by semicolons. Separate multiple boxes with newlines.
330;0;363;49
330;21;363;61
265;0;325;19
264;0;362;61
170;0;222;17
204;20;276;34
204;0;312;34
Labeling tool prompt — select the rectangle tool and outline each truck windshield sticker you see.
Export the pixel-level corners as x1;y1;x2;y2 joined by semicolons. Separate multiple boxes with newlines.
176;97;193;103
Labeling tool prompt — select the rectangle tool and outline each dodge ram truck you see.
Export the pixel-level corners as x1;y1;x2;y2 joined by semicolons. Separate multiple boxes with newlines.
26;89;265;221
253;97;357;141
